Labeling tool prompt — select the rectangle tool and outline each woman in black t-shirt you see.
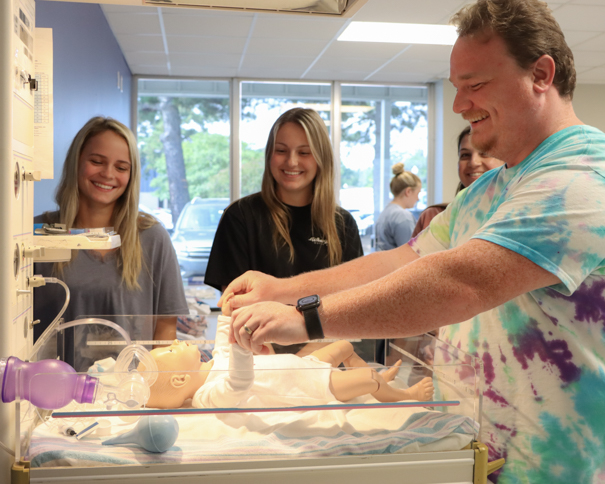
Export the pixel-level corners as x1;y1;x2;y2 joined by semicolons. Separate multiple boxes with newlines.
205;108;363;294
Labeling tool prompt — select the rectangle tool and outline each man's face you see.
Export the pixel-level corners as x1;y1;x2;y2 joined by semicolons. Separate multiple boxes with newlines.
449;33;536;167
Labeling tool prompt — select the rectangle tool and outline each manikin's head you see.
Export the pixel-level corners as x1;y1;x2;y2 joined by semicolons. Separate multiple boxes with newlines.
140;340;205;409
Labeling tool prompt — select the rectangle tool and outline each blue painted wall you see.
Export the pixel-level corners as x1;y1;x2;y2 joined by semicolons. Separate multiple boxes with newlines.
34;0;132;216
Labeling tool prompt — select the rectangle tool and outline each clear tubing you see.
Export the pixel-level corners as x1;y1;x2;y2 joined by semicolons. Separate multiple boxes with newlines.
29;278;132;361
29;277;71;361
55;318;131;346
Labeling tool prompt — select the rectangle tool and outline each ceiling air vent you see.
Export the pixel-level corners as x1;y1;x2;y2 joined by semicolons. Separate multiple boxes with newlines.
142;0;366;16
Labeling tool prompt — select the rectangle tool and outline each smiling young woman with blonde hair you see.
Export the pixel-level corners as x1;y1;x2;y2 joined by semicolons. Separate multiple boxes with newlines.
33;117;188;367
205;107;363;293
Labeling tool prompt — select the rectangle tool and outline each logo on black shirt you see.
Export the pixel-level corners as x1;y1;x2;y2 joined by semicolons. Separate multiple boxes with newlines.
308;237;328;245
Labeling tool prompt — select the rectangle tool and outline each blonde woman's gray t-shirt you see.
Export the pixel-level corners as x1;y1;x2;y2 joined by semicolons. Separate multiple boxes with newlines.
33;214;188;368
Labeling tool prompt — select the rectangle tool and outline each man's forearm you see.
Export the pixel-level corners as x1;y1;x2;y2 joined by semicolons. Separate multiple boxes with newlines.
319;239;560;340
278;244;420;304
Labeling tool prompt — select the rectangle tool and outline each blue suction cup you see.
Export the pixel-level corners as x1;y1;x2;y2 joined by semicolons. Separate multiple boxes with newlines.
102;415;179;453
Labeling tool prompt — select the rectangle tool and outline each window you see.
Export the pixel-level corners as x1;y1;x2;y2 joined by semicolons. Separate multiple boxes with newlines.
339;85;428;253
136;79;430;276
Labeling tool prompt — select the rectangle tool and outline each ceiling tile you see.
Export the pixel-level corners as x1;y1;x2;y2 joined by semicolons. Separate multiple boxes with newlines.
103;12;161;35
170;52;241;68
246;38;326;57
161;14;253;37
397;44;454;62
323;41;406;60
238;67;308;79
98;0;605;84
552;4;605;32
573;50;605;69
572;32;605;52
239;54;317;71
564;30;602;48
311;55;387;72
576;66;605;84
169;65;236;77
353;0;467;24
167;36;247;54
117;34;165;53
124;51;167;65
252;15;345;40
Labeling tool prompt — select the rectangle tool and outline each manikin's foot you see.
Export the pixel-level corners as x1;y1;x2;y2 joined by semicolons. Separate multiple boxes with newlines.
380;359;402;382
371;373;434;403
406;377;434;402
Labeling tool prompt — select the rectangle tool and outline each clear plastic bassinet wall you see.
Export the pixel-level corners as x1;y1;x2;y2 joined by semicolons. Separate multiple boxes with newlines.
13;315;483;467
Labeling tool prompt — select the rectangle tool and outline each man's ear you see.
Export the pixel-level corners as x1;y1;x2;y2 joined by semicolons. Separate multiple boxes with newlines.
170;374;191;389
532;54;555;94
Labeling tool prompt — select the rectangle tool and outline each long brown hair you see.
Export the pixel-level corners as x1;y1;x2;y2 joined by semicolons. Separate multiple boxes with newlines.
260;108;343;265
50;116;156;289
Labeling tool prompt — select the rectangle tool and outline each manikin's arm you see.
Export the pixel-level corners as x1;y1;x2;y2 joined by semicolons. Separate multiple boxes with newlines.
220;244;420;309
192;316;254;408
230;239;560;353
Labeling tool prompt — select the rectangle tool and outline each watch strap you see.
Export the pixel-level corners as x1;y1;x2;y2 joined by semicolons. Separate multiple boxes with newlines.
303;306;324;340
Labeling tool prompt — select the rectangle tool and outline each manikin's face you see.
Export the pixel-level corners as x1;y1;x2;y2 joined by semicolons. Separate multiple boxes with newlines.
77;130;131;212
151;340;202;371
145;340;203;409
457;134;505;187
450;33;536;167
270;122;318;207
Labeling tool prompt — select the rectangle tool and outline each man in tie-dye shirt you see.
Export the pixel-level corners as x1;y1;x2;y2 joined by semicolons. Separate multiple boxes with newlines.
221;1;605;482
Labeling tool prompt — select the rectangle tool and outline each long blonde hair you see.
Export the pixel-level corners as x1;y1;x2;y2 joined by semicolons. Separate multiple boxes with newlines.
260;108;343;266
390;163;421;198
50;116;157;289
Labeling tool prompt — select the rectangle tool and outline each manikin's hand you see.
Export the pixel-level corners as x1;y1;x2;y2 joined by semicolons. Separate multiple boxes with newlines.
229;302;308;354
217;271;287;311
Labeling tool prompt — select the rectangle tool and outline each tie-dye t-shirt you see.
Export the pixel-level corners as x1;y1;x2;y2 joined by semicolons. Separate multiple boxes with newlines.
410;125;605;483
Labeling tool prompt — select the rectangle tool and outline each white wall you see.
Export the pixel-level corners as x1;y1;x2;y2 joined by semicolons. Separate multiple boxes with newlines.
435;80;469;204
572;83;605;132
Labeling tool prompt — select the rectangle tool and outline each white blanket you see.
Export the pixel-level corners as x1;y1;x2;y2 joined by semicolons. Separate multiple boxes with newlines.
29;405;478;467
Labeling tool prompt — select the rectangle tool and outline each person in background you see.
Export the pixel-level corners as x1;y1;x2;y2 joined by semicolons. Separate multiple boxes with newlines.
204;107;363;292
223;0;605;481
412;125;504;237
34;117;188;367
374;163;421;251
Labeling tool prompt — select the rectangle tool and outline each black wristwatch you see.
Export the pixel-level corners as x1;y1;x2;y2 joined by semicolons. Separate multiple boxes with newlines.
296;295;324;340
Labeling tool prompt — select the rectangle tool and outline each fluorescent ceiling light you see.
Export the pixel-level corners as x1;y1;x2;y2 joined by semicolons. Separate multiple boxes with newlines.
338;22;457;45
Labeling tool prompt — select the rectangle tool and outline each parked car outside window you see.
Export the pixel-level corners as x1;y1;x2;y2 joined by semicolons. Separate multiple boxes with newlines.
171;198;229;278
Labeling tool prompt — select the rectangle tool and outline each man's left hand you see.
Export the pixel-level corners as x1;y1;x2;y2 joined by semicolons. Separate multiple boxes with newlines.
229;302;308;354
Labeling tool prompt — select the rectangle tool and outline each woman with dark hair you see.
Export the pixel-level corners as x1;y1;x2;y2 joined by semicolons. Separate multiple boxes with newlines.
411;125;504;237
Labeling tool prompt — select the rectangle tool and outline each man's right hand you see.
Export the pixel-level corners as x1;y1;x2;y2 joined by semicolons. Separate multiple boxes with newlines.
217;271;286;311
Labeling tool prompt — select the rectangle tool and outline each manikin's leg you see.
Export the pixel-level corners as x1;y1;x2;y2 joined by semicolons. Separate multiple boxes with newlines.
310;340;356;368
329;370;434;403
311;342;434;403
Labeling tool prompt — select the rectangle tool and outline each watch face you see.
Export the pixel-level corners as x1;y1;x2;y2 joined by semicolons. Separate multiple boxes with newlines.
299;295;319;306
